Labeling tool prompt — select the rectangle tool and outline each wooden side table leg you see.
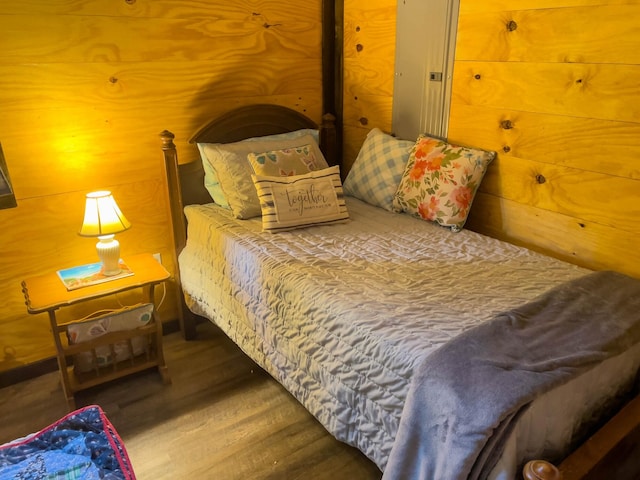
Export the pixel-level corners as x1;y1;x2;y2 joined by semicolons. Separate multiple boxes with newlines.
47;310;76;410
147;283;171;385
155;310;171;385
66;393;77;410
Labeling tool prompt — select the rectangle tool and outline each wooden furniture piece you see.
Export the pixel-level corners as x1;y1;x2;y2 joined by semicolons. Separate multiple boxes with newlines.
21;253;171;410
523;393;640;480
159;105;640;480
160;103;337;339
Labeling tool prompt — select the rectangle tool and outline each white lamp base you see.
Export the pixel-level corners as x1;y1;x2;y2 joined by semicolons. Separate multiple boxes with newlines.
96;235;122;276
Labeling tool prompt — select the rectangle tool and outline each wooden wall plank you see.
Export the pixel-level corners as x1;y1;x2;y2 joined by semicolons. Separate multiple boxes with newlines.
456;6;640;63
343;57;396;98
460;0;640;15
0;58;321;200
342;0;396;172
343;3;396;62
341;126;369;175
0;0;324;373
0;0;322;20
0;317;56;368
1;59;321;111
478;155;640;234
0;13;320;64
2;94;322;200
452;62;640;123
453;0;640;279
466;193;640;278
342;93;392;136
448;105;640;180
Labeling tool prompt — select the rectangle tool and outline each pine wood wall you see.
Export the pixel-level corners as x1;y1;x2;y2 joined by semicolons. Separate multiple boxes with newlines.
342;0;397;173
3;0;638;375
0;0;323;373
449;0;640;278
344;0;639;278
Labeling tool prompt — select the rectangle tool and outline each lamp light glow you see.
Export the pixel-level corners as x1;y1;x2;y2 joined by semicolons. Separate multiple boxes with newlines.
79;191;131;275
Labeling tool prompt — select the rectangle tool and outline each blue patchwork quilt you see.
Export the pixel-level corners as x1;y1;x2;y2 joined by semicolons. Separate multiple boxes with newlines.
0;405;135;480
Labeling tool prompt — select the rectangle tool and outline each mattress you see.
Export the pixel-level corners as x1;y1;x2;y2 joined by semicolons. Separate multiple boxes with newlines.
178;196;639;476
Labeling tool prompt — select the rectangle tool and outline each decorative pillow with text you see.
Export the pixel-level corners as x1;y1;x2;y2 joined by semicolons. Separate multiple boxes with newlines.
252;165;349;233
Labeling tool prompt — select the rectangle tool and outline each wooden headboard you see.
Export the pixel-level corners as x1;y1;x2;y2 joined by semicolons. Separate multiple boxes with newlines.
159;105;337;337
160;104;337;250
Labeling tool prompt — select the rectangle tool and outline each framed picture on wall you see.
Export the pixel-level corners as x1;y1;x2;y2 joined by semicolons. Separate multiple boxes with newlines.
0;143;17;209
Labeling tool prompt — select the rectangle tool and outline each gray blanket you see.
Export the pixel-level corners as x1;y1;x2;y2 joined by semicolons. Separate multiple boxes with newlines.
382;270;640;480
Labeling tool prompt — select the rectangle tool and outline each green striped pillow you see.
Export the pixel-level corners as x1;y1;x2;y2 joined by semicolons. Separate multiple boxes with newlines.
252;165;349;233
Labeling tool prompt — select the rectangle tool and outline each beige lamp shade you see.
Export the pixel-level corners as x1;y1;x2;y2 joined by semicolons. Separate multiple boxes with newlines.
79;191;131;237
79;191;131;276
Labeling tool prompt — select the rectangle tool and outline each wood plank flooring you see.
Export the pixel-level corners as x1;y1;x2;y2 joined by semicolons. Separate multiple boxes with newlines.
0;321;382;480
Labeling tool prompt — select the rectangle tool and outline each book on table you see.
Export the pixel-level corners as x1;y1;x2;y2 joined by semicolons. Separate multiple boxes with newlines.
56;260;133;290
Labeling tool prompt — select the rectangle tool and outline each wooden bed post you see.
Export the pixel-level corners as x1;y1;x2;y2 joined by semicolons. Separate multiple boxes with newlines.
523;460;561;480
320;112;338;169
522;392;640;479
159;130;197;340
322;0;343;167
159;131;186;254
159;106;336;342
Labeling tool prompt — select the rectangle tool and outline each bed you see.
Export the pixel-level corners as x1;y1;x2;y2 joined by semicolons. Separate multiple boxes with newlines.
159;104;640;480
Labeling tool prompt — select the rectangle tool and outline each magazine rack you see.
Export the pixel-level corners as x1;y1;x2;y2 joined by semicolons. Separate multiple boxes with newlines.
21;253;172;409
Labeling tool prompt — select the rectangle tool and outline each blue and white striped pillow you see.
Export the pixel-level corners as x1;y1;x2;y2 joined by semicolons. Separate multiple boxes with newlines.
343;128;414;211
252;165;349;233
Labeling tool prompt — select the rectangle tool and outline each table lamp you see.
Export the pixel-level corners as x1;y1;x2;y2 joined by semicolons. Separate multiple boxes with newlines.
79;191;131;275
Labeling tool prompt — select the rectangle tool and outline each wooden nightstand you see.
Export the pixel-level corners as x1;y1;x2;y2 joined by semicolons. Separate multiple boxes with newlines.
21;253;172;409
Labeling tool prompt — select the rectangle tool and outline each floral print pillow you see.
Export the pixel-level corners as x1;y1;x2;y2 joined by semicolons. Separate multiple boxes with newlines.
392;134;495;232
248;144;328;177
